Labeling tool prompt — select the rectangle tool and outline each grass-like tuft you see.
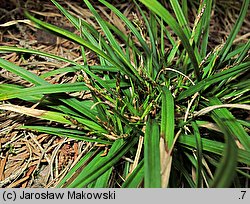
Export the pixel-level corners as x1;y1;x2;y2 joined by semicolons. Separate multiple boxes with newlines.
0;0;249;187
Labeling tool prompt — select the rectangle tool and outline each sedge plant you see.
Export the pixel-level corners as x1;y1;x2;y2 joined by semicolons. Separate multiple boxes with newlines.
0;0;250;187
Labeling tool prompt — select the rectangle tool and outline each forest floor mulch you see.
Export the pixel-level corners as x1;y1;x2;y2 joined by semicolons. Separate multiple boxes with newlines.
0;0;249;187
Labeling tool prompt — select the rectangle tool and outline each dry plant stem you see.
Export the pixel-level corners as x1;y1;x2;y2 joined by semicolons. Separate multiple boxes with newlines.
3;139;32;188
191;166;196;184
202;170;209;188
7;175;30;188
50;142;93;187
198;122;221;132
46;160;73;187
21;165;36;188
184;92;199;132
28;132;51;163
46;138;75;153
169;129;182;155
2;129;24;149
45;138;68;183
70;142;93;168
130;135;143;173
202;157;214;180
55;154;59;178
0;152;9;181
194;104;250;117
192;150;210;188
233;32;250;43
30;135;56;186
156;67;195;85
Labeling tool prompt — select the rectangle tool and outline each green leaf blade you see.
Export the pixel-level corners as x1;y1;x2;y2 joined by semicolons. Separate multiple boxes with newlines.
144;119;161;188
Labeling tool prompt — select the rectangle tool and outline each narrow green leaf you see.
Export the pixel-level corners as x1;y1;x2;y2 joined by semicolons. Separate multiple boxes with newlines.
235;40;250;63
122;160;144;188
135;2;159;72
93;169;112;188
200;0;212;58
83;0;124;56
209;108;238;187
99;0;151;55
208;97;250;151
191;122;203;188
0;82;88;100
139;0;201;80
24;11;140;83
181;0;188;21
178;61;250;100
161;87;175;149
56;151;95;187
21;126;111;144
144;119;161;188
218;0;250;64
93;141;123;187
169;0;191;38
67;137;138;187
0;84;44;102
178;135;250;165
0;54;100;120
173;160;196;187
41;65;118;79
0;58;47;86
0;104;106;133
